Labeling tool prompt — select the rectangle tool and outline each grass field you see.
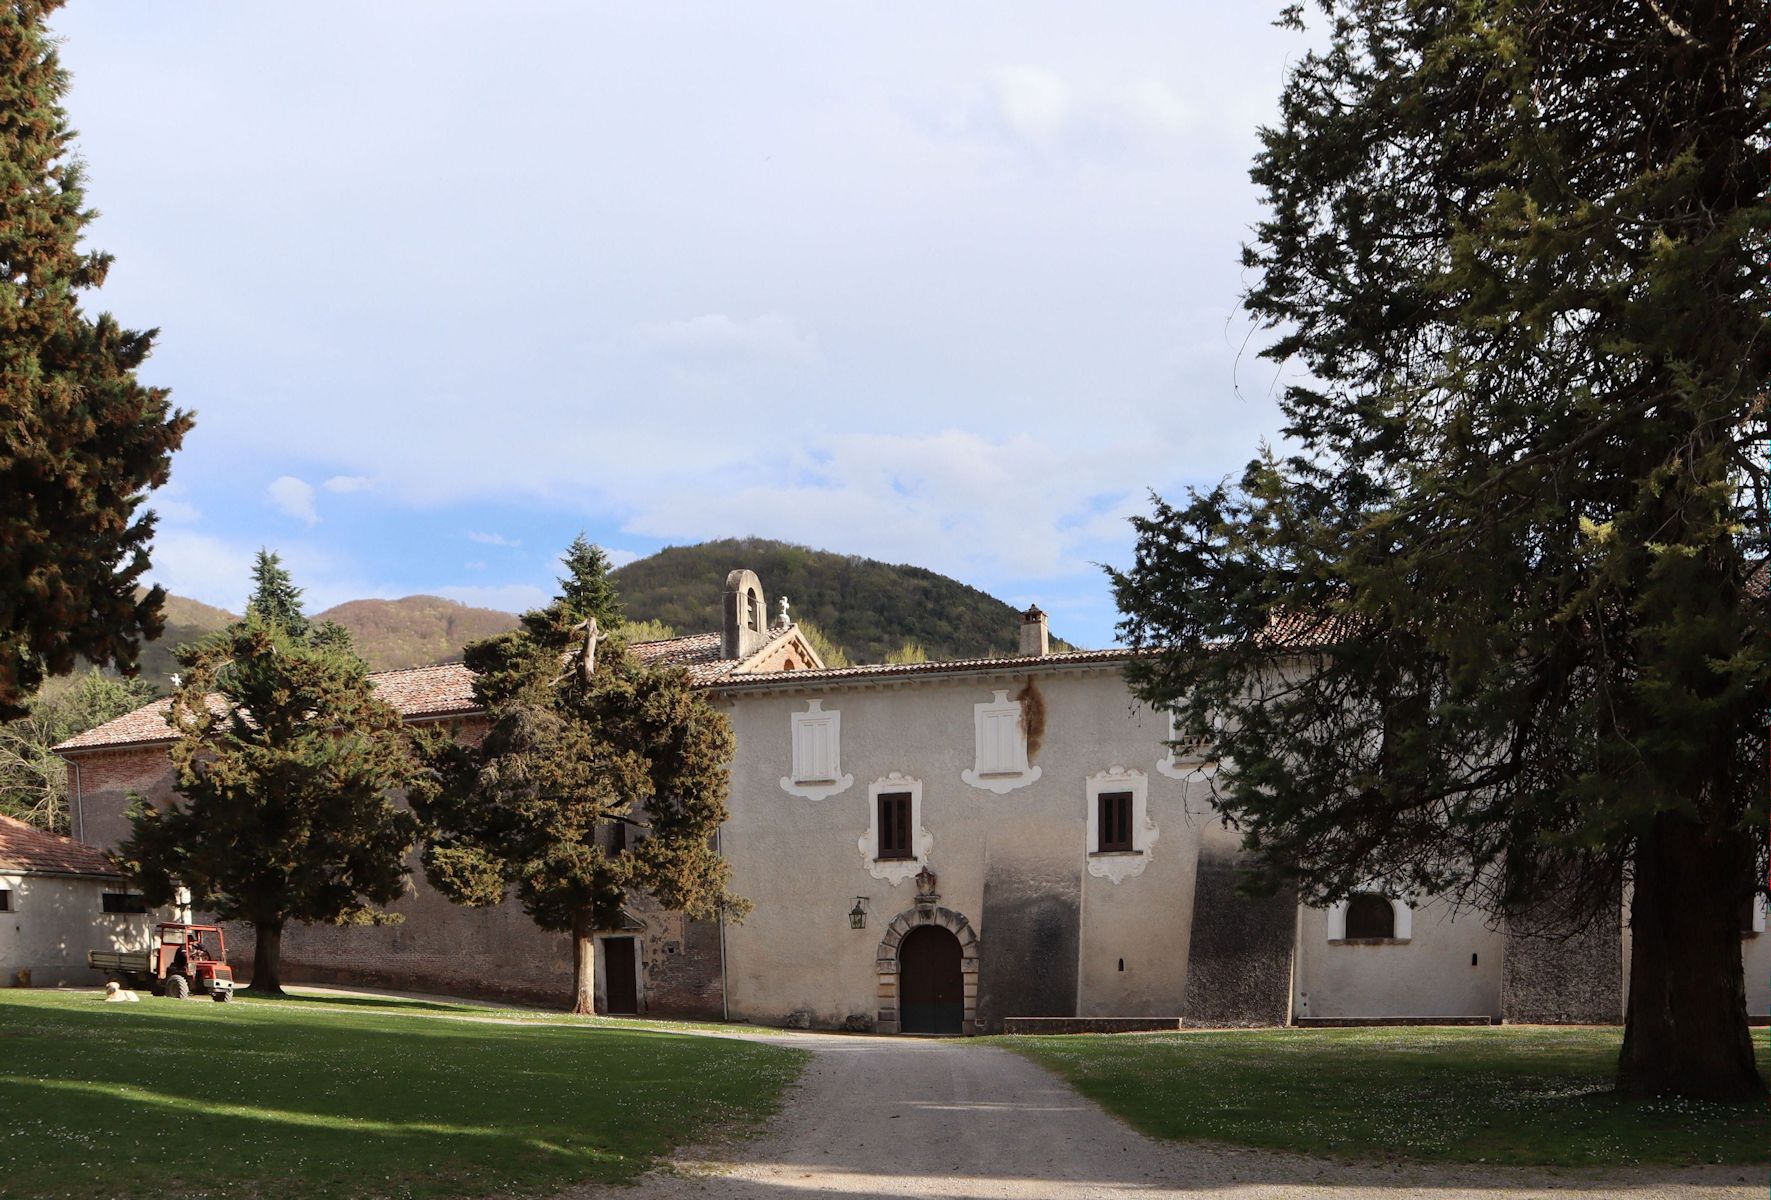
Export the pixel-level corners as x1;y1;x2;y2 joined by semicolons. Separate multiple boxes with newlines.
1002;1024;1770;1167
0;988;805;1199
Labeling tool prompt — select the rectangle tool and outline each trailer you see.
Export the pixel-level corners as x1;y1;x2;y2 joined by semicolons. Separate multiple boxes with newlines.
89;922;235;1001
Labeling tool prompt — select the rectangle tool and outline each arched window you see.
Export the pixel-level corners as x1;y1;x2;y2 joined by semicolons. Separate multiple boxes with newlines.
1344;892;1395;939
746;588;759;631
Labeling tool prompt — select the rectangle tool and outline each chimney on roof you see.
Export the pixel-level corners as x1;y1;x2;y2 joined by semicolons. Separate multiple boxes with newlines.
1018;604;1049;657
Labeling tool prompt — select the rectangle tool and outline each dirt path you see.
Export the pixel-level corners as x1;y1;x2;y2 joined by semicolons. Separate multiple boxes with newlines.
604;1033;1760;1200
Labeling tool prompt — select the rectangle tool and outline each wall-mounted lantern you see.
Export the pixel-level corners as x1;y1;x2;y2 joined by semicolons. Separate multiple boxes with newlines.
848;897;868;930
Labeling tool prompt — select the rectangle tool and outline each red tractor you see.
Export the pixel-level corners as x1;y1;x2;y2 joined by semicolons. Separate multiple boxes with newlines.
89;922;236;1002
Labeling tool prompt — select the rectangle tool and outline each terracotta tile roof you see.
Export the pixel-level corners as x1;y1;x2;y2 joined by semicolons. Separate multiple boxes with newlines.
0;814;120;877
710;646;1134;690
53;633;746;754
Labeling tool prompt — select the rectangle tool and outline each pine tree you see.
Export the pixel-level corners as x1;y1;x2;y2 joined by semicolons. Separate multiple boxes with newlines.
1112;1;1767;1100
245;549;309;637
0;2;193;719
116;571;423;994
558;535;624;628
414;558;743;1014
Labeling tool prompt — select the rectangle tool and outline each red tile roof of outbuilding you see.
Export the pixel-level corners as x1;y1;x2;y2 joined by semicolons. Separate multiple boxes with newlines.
0;814;120;878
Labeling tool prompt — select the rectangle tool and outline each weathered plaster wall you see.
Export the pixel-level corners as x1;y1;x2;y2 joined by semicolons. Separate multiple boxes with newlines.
1743;925;1770;1018
718;668;1196;1031
67;741;722;1016
1180;819;1295;1026
0;871;170;988
1293;898;1504;1021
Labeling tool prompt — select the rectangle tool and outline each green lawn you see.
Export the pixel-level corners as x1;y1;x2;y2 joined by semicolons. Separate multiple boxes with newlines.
0;989;806;1199
1002;1025;1770;1168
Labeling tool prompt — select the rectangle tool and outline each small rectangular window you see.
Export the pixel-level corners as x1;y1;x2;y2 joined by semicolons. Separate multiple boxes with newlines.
877;792;913;860
794;715;837;783
609;821;628;853
0;888;11;912
101;893;148;915
1098;791;1133;853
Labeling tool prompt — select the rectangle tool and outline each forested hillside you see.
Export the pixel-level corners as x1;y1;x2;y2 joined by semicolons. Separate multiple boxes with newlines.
127;593;519;687
612;537;1072;663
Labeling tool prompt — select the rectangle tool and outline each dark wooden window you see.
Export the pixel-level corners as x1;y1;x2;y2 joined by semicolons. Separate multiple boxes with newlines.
101;893;148;915
1344;892;1395;939
0;888;10;912
1097;791;1134;853
877;792;913;860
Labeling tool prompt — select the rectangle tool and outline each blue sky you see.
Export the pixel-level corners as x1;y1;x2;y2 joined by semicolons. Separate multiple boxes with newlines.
53;3;1310;650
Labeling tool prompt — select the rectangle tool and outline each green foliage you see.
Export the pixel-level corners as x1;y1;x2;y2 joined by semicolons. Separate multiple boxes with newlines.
1112;0;1767;1100
558;535;625;628
0;2;193;718
0;669;155;831
116;592;425;977
1008;1026;1770;1167
245;549;309;637
0;989;805;1199
415;559;745;1007
613;537;1075;662
795;620;849;668
884;640;928;665
617;617;677;645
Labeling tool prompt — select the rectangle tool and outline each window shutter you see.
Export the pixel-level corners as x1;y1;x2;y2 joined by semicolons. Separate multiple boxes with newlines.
978;707;1023;775
794;714;837;783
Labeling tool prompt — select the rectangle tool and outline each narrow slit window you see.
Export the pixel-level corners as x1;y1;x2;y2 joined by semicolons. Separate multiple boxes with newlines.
877;792;913;860
1097;791;1134;853
101;892;148;915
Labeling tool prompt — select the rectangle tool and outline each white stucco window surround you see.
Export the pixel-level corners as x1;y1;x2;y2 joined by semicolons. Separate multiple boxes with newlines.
1085;767;1157;884
858;773;934;884
1325;890;1413;942
1156;708;1218;781
960;689;1041;794
780;699;854;800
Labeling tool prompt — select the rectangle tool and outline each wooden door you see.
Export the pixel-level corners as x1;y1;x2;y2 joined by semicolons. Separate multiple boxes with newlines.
603;937;638;1014
899;925;963;1033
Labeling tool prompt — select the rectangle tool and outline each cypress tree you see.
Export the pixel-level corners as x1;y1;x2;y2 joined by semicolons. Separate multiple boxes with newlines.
117;570;423;995
414;553;743;1014
244;549;309;637
558;535;624;628
1113;1;1767;1100
0;1;192;718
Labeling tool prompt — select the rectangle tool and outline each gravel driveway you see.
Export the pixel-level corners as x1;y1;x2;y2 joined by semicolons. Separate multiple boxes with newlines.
605;1032;1761;1200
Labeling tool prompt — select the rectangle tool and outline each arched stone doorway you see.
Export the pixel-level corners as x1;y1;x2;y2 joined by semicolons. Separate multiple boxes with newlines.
900;926;963;1033
876;905;979;1034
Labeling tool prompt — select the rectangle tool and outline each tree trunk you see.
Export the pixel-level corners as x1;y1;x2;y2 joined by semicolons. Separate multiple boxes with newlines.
570;911;598;1015
1618;815;1765;1101
246;921;285;996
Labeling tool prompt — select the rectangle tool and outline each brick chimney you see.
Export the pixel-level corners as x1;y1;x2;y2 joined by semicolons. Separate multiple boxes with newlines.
1018;604;1049;657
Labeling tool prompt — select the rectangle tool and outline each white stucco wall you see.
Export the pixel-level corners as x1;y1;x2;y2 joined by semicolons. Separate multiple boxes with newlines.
0;872;166;988
1742;913;1769;1018
1293;896;1505;1020
716;666;1202;1029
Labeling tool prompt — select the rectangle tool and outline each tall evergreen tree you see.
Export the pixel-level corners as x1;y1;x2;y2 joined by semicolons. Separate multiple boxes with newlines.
1113;1;1767;1100
414;555;742;1014
558;535;624;628
0;1;192;719
245;549;309;637
116;572;423;994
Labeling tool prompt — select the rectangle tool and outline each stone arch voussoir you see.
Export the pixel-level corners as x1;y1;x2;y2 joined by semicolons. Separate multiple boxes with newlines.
876;904;981;1036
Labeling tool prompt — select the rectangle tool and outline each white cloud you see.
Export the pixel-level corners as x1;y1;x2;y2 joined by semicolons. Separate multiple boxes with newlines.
631;313;815;362
988;65;1071;142
1122;79;1195;132
146;482;200;524
323;475;378;494
436;583;549;613
266;476;319;526
464;559;487;571
604;548;640;568
466;530;519;547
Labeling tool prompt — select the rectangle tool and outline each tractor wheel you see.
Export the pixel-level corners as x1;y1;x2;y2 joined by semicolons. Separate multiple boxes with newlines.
164;974;190;1001
213;990;232;1003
